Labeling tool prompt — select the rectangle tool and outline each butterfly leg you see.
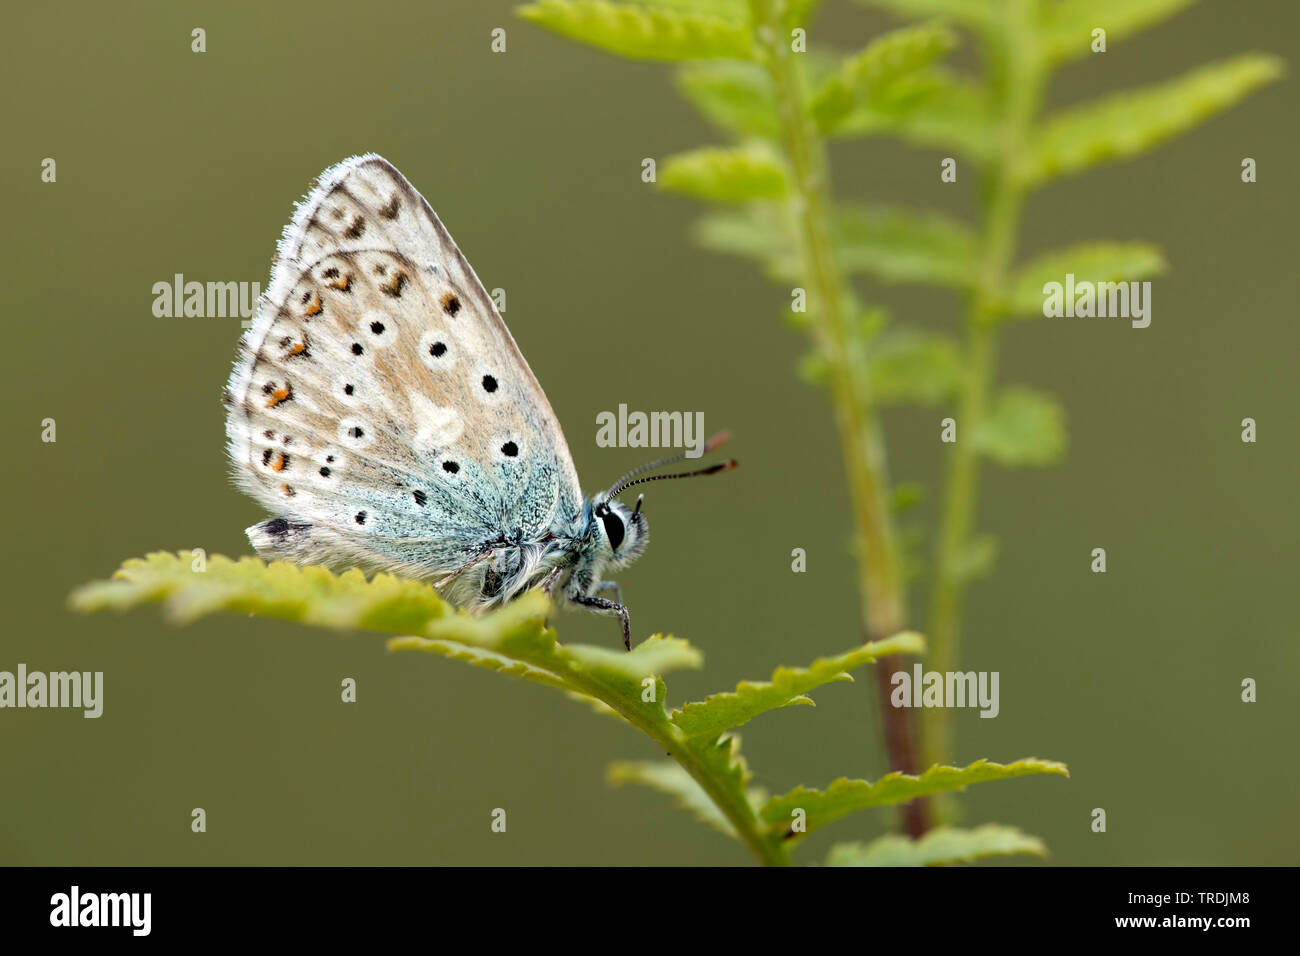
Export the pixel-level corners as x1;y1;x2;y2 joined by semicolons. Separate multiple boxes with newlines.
594;580;624;607
433;548;501;590
539;566;564;631
572;595;631;651
540;565;564;597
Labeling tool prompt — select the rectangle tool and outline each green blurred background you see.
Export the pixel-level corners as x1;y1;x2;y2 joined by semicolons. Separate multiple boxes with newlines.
2;0;1296;865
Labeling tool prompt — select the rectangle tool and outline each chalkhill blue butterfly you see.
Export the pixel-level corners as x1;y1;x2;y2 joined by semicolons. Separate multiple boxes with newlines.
223;155;735;647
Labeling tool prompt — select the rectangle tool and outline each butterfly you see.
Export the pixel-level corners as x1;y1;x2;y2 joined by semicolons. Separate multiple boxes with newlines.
223;154;735;648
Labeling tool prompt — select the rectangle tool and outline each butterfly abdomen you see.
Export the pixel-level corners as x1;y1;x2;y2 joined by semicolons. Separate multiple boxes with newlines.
435;537;571;612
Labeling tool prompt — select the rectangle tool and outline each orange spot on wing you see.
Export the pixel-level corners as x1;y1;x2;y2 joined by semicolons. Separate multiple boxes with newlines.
304;294;323;316
288;342;306;356
266;386;291;407
381;271;408;297
328;274;352;292
272;454;287;473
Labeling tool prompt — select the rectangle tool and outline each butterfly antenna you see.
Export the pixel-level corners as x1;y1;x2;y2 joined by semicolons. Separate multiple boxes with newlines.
607;459;738;501
605;432;732;495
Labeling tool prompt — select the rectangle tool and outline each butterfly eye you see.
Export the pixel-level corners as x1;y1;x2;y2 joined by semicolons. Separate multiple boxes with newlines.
600;510;626;550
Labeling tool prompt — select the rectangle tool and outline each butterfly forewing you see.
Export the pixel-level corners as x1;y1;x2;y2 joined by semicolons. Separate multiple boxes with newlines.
225;155;583;580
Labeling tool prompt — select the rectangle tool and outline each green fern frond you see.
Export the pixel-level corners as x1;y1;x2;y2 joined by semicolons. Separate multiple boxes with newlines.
70;551;461;631
390;639;573;690
952;533;999;584
1020;54;1284;186
813;22;957;132
79;553;1023;865
659;143;789;201
670;631;924;739
835;203;977;286
970;387;1068;467
607;760;745;837
677;61;781;138
854;0;993;29
867;328;966;405
512;0;1279;863
1037;0;1199;64
622;0;750;20
761;758;1069;838
691;202;977;285
1005;241;1166;317
832;68;994;157
518;0;754;61
826;823;1047;865
692;205;797;278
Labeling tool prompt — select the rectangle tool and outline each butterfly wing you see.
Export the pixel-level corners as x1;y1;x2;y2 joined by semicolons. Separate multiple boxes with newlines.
224;154;584;582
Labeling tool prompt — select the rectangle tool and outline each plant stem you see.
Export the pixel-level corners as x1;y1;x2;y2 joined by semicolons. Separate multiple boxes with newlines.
924;0;1043;774
750;0;928;837
561;666;792;866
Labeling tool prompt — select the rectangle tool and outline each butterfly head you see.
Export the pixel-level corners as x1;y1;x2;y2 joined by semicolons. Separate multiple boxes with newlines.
589;432;737;570
592;495;649;570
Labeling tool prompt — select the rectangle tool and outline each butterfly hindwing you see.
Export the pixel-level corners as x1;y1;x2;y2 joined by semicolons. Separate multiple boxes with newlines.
225;155;583;579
